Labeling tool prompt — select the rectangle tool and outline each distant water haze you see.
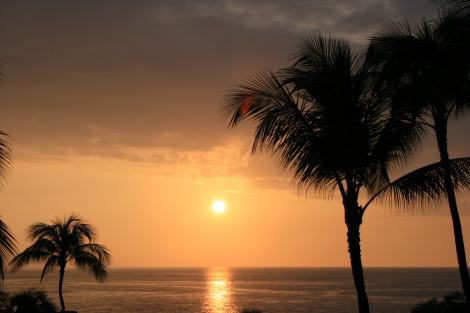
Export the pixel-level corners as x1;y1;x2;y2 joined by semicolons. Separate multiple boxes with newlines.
2;267;463;312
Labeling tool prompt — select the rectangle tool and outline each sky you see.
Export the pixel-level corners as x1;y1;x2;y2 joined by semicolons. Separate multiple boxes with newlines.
0;0;469;268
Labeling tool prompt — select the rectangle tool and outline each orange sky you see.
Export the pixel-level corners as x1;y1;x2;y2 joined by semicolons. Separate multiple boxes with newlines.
1;0;469;268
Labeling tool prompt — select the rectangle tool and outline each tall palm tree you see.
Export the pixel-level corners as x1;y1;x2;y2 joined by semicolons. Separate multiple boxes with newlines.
220;34;424;313
369;12;470;309
10;214;111;312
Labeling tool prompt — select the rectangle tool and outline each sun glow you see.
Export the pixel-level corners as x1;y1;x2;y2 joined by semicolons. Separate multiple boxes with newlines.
212;201;226;213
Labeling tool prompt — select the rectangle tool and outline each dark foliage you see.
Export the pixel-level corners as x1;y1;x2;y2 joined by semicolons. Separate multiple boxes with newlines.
411;292;467;313
0;82;17;281
369;157;470;211
0;288;58;313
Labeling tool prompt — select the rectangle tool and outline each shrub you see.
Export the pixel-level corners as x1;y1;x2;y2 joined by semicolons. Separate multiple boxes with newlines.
411;292;467;313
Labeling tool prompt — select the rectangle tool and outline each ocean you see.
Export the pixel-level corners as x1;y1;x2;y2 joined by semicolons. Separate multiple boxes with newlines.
1;267;463;313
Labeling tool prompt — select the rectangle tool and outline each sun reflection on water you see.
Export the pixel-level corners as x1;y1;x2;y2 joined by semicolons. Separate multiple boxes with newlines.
203;268;237;313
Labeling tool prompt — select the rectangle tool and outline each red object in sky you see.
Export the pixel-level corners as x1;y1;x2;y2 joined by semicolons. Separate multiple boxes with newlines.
240;95;253;116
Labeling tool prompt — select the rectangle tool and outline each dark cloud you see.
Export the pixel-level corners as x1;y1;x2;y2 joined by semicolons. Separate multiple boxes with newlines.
0;0;446;167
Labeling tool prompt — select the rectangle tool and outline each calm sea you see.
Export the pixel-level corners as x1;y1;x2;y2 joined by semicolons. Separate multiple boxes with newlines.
1;267;462;313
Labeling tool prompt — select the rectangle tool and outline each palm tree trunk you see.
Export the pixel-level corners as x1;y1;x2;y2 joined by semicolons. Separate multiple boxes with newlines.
435;122;470;312
59;265;66;312
345;201;370;313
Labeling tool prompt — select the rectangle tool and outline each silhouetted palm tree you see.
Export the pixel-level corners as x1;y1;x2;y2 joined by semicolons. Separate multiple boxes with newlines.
10;214;111;312
0;69;18;280
369;11;470;309
220;34;424;313
0;288;57;313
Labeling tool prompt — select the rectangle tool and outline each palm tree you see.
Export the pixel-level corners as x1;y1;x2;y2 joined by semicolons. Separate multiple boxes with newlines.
10;214;111;312
0;68;18;281
369;11;470;309
0;288;57;313
220;34;424;313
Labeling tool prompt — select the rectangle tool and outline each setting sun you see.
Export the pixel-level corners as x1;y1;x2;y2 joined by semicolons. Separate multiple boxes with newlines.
212;201;226;213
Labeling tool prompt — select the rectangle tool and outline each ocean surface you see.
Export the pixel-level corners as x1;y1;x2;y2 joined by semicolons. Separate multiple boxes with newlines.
1;267;463;313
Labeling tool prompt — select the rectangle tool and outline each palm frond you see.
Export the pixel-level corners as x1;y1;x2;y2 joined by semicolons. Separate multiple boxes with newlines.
27;223;57;242
71;222;97;243
0;218;16;281
432;0;470;14
221;69;342;196
0;130;12;189
78;243;111;265
368;157;470;211
72;251;108;282
363;101;426;195
10;239;57;272
290;34;360;76
40;256;59;282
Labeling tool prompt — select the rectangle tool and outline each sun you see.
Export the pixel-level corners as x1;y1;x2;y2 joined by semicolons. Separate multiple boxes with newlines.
212;201;226;213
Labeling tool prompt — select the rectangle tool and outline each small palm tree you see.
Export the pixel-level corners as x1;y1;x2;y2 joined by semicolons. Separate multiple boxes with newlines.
0;288;58;313
10;214;111;312
220;34;424;313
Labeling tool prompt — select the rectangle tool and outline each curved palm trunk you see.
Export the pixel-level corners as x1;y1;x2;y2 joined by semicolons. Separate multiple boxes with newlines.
58;265;66;312
435;120;470;312
344;199;370;313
